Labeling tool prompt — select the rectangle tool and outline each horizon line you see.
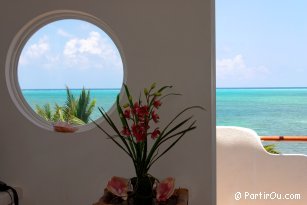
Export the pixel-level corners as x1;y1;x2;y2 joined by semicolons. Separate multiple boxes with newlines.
216;86;307;89
21;88;121;90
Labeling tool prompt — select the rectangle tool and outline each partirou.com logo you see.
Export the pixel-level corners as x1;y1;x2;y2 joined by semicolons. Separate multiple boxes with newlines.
234;191;302;201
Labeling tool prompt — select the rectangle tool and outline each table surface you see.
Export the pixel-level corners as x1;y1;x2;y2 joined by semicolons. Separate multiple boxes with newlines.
93;188;188;205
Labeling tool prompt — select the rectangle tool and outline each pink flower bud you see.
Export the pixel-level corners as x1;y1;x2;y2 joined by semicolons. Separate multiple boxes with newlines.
156;177;175;202
151;128;160;139
106;176;129;200
153;100;162;108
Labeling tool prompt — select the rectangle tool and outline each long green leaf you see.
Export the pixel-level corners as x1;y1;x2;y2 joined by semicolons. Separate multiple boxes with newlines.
157;124;197;146
98;107;135;161
146;106;204;166
124;84;134;108
149;85;173;106
160;106;204;135
146;116;193;165
116;95;137;159
159;116;194;140
146;116;194;167
92;120;132;158
147;121;196;170
159;93;182;101
157;85;173;93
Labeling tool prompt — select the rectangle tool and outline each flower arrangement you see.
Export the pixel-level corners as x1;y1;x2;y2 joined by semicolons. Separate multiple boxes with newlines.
93;83;203;204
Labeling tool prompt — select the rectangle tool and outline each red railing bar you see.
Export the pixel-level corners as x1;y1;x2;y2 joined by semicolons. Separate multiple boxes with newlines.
261;136;307;141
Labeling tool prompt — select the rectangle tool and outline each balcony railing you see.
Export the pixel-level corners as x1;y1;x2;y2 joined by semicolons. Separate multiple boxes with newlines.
261;136;307;141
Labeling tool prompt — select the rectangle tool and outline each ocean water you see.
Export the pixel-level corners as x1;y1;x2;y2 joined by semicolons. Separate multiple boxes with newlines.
22;88;307;155
22;89;120;121
217;88;307;155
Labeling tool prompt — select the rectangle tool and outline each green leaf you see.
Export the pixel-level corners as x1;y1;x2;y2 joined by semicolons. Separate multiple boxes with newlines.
159;93;182;101
264;144;280;154
147;121;196;170
124;83;134;108
146;106;204;166
68;116;85;125
116;95;137;158
53;103;64;122
116;95;127;127
156;126;197;150
97;107;136;161
145;116;194;167
157;85;173;93
150;82;156;90
149;85;173;106
144;88;149;96
92;120;132;158
35;103;53;121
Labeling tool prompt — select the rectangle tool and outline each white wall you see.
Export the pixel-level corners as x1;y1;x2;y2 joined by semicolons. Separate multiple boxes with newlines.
217;127;307;205
0;0;215;204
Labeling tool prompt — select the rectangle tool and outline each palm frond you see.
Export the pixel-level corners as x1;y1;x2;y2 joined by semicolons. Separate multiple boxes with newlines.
85;99;96;119
64;86;77;122
53;103;65;122
74;87;96;123
35;103;53;121
68;116;86;125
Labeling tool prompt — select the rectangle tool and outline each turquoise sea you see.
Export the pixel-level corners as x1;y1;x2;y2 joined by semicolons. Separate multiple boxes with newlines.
22;88;307;155
217;88;307;155
22;89;120;121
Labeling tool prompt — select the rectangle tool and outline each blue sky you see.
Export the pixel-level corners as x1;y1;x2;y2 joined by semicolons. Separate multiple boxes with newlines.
216;0;307;88
18;19;123;89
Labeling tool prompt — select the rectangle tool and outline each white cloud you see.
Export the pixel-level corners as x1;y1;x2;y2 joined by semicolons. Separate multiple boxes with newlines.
79;32;102;55
19;37;50;66
19;31;123;72
18;55;28;65
63;31;122;70
63;38;79;58
216;54;269;87
26;37;49;58
57;29;73;38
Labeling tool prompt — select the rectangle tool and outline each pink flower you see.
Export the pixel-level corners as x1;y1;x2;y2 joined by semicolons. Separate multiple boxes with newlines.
106;176;129;200
134;102;139;108
132;102;139;114
153;100;162;108
132;124;146;142
156;177;175;202
135;105;149;120
151;128;160;139
123;109;130;119
152;110;160;123
121;127;131;136
140;105;149;116
139;122;150;130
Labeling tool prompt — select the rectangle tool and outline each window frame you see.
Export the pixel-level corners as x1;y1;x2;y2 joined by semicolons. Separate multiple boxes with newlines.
5;10;127;133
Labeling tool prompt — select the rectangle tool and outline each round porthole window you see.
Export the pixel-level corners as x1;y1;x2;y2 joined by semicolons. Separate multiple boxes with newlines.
6;11;125;132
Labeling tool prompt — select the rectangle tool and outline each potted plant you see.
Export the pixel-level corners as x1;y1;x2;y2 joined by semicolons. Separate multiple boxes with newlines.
93;83;204;204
